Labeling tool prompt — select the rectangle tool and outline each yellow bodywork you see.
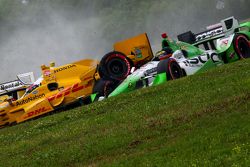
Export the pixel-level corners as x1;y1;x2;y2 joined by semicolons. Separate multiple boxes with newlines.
0;88;27;104
0;95;9;104
0;59;99;127
113;33;154;66
0;33;153;128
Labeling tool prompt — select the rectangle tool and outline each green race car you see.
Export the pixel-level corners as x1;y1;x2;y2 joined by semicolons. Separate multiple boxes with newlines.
177;16;250;63
91;33;223;100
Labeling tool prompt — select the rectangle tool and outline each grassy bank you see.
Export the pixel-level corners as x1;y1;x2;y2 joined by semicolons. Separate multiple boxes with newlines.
0;59;250;166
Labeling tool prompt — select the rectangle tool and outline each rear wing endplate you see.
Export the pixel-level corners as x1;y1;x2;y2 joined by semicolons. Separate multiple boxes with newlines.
178;16;239;45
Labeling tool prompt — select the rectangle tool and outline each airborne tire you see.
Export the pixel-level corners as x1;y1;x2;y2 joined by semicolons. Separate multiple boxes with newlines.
157;58;183;80
98;51;132;81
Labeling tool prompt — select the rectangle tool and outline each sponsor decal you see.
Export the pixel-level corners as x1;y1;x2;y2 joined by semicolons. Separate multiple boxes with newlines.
128;82;133;88
183;52;220;67
134;47;143;58
24;107;49;119
16;94;45;106
0;81;22;91
196;27;223;41
222;40;228;45
43;70;51;76
32;90;39;95
220;39;229;48
145;67;157;76
48;82;92;102
54;64;76;73
230;52;236;59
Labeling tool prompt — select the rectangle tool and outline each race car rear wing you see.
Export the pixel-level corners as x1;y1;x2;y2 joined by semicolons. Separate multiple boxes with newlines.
0;72;35;96
113;33;154;61
177;16;240;50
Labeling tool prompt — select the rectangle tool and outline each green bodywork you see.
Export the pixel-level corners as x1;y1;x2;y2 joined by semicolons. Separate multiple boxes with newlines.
194;21;250;63
162;37;204;58
108;37;223;98
152;73;167;85
216;23;250;63
108;71;144;97
108;72;167;97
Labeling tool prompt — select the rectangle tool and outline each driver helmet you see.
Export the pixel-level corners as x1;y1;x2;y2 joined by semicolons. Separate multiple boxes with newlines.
155;48;173;60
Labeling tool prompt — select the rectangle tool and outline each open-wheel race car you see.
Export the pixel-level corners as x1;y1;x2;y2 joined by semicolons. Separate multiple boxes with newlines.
177;16;250;63
0;60;99;128
92;32;225;99
0;33;156;128
94;49;223;99
92;33;155;98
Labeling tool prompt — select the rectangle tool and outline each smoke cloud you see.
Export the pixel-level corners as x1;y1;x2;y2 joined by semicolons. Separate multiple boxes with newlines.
0;0;249;82
0;0;111;82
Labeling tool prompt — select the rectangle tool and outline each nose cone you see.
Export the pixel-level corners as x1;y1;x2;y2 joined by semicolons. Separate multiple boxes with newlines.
108;80;134;97
108;75;141;97
108;70;142;97
0;103;9;127
0;101;9;109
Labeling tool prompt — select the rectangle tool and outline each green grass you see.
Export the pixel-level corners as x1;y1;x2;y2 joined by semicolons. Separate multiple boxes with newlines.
0;59;250;167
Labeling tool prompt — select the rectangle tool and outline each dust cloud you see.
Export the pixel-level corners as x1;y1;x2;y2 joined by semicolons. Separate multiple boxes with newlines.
0;0;110;82
0;0;249;82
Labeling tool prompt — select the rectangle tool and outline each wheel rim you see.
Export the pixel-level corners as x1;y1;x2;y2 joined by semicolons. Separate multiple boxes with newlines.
169;61;182;79
110;59;122;74
105;53;130;80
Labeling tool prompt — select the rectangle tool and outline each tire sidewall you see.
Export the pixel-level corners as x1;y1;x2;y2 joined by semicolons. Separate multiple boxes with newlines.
167;59;183;80
99;51;131;81
93;79;119;99
157;58;183;80
234;34;250;59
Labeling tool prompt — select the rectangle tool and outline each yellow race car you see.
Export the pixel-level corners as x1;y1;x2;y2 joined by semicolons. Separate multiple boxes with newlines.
0;33;154;128
0;59;99;128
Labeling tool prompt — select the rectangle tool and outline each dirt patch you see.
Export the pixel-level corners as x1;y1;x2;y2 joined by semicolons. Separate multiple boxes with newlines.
128;140;142;148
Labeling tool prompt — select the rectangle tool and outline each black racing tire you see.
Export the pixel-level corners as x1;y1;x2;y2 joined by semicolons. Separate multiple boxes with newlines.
103;80;117;97
157;58;184;80
233;34;250;59
93;79;119;99
98;51;132;81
